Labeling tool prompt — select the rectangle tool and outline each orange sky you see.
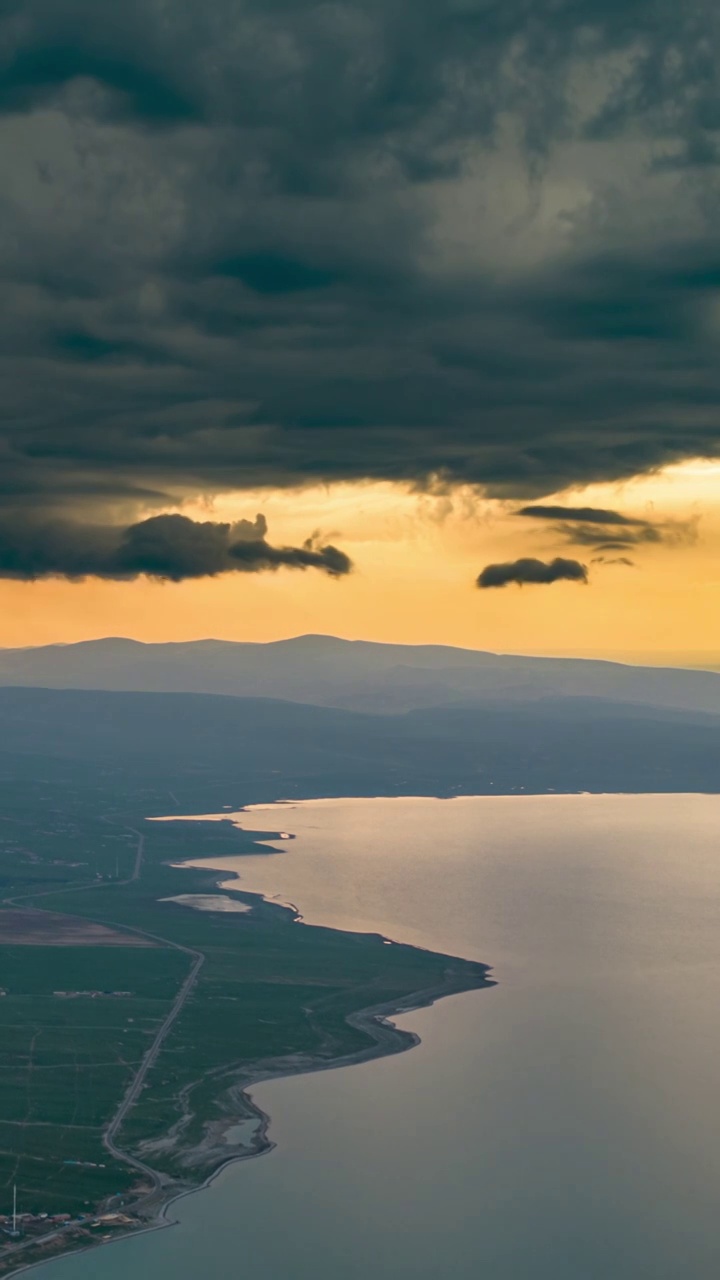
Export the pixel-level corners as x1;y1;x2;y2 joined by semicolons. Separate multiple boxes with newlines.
4;462;718;659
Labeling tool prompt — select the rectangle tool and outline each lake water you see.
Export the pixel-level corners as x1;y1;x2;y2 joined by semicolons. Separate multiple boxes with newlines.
39;794;720;1279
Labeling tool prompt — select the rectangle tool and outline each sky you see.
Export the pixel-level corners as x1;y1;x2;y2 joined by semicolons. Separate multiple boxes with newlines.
3;0;720;657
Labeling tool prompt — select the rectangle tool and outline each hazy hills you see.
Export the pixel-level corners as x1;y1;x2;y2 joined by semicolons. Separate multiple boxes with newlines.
2;636;718;799
2;684;718;802
2;634;720;717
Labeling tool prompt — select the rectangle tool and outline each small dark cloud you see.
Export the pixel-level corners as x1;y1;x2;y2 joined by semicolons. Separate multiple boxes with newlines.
477;557;588;589
0;513;352;582
560;518;697;549
556;522;662;548
517;506;644;526
518;505;698;550
591;555;635;566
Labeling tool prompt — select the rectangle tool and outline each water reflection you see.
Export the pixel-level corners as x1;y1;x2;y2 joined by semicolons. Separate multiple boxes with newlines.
39;795;720;1279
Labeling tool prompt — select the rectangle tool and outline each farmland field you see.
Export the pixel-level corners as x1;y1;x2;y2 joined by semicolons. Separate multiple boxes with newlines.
0;749;487;1273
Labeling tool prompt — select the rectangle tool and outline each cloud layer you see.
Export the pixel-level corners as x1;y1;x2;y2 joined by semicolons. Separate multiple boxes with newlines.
2;0;720;547
477;558;588;589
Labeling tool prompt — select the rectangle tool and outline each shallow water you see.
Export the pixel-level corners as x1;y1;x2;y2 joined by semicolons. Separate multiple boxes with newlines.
39;794;720;1279
158;893;251;913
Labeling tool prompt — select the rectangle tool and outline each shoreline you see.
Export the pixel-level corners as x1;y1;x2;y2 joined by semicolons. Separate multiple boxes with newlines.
155;964;491;1223
4;932;491;1279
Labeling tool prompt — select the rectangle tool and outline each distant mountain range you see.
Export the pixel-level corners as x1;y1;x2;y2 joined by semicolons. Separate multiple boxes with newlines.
2;634;720;717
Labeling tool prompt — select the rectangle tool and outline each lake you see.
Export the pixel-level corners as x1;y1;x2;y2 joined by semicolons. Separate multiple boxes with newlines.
38;794;720;1278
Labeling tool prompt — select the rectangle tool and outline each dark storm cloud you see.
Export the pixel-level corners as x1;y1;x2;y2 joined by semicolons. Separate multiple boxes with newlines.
477;558;588;589
2;0;720;545
0;514;352;581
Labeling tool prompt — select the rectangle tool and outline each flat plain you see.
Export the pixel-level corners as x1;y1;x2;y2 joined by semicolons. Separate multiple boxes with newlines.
0;734;489;1275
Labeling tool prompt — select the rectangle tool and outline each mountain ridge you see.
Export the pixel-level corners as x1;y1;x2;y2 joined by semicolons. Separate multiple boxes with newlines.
2;634;720;717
